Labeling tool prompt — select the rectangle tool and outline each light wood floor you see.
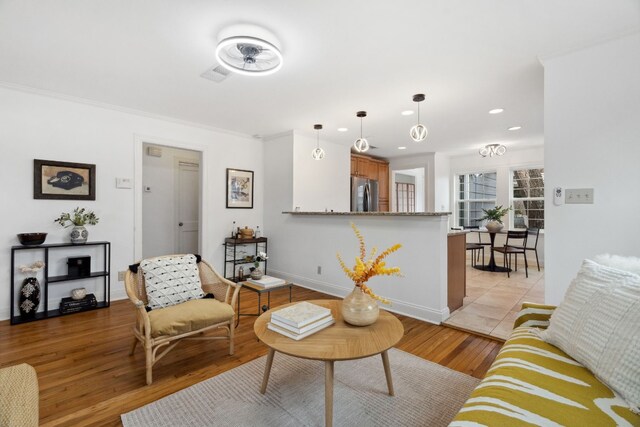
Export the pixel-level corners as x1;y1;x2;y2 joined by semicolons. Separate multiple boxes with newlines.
0;286;502;426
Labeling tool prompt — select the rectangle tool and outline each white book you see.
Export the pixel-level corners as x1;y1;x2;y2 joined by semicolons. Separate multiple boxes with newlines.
271;314;333;335
271;301;332;328
267;318;334;341
247;275;286;288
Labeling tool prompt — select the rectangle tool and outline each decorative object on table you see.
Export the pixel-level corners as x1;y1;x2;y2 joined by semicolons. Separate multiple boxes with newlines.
33;159;96;200
268;301;334;340
16;232;47;246
239;226;254;239
478;205;511;233
247;275;286;288
409;93;428;142
237;266;245;281
67;256;91;277
71;287;87;300
311;124;325;160
337;223;402;326
59;293;98;314
54;207;99;244
18;261;45;319
250;251;268;279
255;226;261;238
226;168;254;209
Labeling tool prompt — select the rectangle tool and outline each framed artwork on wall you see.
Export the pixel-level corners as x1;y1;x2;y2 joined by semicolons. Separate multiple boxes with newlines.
33;159;96;200
226;168;254;209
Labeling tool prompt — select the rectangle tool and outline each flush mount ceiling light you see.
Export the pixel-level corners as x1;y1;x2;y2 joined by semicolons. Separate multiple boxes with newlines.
489;108;504;114
508;126;522;131
337;127;348;132
409;94;428;142
353;111;370;153
215;35;283;76
401;110;414;116
479;143;507;157
398;146;407;150
311;124;325;160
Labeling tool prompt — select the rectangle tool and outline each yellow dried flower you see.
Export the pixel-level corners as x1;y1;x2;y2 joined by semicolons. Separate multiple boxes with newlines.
336;222;402;305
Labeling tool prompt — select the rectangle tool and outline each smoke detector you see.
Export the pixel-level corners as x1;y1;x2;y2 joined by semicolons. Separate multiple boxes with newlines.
214;25;283;76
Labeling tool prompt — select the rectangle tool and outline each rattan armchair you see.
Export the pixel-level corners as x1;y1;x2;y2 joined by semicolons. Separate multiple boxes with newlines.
124;256;241;385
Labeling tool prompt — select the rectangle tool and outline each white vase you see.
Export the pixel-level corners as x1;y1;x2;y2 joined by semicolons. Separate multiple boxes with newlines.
485;220;503;233
70;225;88;244
341;286;379;326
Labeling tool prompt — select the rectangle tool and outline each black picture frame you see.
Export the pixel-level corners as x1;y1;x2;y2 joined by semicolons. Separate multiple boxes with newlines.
34;159;96;200
226;168;254;209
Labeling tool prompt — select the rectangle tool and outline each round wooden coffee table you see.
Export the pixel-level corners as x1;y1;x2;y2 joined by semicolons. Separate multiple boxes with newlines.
254;299;404;427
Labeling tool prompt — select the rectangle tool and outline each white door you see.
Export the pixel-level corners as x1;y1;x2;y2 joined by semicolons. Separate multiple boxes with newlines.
175;160;200;254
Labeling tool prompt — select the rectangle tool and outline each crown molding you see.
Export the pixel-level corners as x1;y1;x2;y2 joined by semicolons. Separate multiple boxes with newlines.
0;80;254;140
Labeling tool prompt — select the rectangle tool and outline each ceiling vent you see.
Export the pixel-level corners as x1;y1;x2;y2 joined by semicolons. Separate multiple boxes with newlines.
200;65;231;83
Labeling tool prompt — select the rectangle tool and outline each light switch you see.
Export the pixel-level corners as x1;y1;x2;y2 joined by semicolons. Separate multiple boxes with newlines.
116;178;132;189
565;188;594;204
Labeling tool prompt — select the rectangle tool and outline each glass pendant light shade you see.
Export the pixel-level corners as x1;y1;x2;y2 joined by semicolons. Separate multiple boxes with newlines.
311;124;325;160
353;111;370;153
410;94;428;142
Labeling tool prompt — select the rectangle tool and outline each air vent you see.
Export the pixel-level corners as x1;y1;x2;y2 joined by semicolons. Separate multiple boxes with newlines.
200;65;231;83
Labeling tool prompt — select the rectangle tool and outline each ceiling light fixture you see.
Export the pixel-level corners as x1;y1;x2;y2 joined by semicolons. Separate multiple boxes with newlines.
312;124;325;160
401;110;414;116
508;126;522;131
479;144;507;157
337;127;348;132
489;108;504;114
409;94;428;142
398;146;407;150
353;111;370;153
215;36;283;76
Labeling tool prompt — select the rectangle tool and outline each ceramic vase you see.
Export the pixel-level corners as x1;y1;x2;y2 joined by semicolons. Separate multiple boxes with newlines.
19;277;41;318
250;267;264;280
70;225;88;244
341;286;379;326
485;220;504;233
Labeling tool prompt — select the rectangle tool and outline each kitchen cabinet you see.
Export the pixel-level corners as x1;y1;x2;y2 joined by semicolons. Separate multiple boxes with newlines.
377;161;389;212
447;233;466;312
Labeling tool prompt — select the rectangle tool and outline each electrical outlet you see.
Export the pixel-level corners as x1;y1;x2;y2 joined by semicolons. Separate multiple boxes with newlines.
317;266;322;275
118;271;126;281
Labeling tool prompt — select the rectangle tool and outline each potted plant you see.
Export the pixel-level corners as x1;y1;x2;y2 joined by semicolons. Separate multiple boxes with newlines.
478;205;511;233
54;207;99;244
250;251;268;280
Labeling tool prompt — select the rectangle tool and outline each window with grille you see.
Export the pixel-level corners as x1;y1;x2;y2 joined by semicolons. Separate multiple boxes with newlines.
512;168;544;230
396;183;415;212
456;172;497;227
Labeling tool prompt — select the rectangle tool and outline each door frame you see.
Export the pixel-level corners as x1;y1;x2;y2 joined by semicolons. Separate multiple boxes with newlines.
134;134;209;261
174;157;200;254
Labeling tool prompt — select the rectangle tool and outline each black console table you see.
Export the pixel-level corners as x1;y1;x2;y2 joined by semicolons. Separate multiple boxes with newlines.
223;237;268;282
10;241;111;325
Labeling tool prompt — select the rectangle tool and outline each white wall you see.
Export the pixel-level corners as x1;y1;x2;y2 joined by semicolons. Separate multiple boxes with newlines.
0;86;263;320
142;144;200;258
543;33;640;304
389;154;434;212
292;131;350;212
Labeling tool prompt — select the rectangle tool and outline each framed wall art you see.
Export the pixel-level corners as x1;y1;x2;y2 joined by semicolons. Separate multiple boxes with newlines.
34;159;96;200
226;168;254;209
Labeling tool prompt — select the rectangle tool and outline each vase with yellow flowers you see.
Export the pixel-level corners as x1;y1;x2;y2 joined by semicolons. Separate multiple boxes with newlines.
337;223;402;326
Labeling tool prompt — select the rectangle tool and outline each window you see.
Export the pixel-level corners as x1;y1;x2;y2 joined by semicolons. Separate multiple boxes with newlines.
396;183;415;212
512;168;544;230
456;172;496;227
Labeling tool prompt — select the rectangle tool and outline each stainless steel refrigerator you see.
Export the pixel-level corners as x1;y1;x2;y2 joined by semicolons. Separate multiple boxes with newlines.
351;177;379;212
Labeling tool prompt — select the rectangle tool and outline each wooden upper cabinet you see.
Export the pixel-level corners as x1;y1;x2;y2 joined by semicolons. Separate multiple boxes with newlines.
365;160;378;180
350;157;357;176
377;162;389;199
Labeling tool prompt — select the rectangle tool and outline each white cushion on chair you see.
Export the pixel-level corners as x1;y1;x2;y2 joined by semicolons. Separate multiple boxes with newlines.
540;258;640;413
140;254;204;310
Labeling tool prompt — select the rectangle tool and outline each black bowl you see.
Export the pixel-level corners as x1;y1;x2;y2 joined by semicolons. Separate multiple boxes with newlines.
17;233;48;246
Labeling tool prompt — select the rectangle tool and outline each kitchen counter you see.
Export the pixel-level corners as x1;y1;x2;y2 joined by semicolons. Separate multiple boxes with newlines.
447;230;469;236
282;211;451;216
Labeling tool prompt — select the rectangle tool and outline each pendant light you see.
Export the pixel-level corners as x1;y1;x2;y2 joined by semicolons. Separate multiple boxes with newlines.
353;111;370;153
409;94;428;142
311;124;325;160
479;143;507;157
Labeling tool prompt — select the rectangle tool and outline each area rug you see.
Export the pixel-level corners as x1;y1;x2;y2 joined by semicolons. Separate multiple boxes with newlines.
121;348;479;427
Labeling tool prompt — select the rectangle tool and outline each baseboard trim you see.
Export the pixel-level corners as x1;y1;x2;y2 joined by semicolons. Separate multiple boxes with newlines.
269;269;447;325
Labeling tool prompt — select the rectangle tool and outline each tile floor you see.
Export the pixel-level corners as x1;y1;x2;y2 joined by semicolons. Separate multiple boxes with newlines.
444;256;544;340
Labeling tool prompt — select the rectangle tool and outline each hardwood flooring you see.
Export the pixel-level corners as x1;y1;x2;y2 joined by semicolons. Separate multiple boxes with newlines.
0;286;502;426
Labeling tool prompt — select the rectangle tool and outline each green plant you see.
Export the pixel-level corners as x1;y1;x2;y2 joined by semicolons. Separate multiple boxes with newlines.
478;205;511;224
54;207;99;228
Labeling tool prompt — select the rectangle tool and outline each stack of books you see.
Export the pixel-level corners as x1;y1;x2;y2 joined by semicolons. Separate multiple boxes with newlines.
59;293;98;314
268;301;334;340
247;275;286;288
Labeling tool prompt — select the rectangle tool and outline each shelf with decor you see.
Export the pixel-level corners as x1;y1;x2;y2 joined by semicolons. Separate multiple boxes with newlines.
223;237;268;282
10;241;111;325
